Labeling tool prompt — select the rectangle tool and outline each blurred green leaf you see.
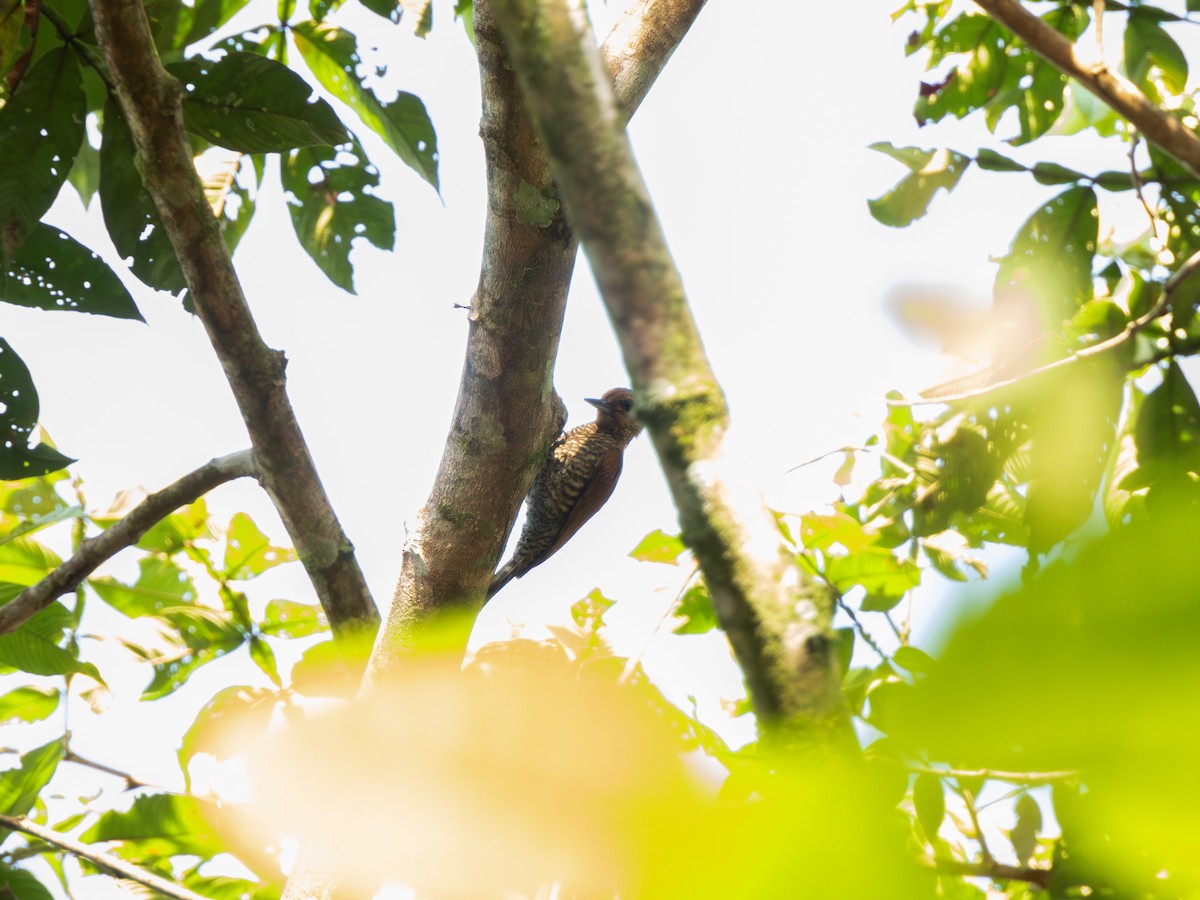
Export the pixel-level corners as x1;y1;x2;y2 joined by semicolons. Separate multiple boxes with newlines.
259;598;326;638
629;529;686;564
248;636;281;686
892;645;936;675
180;685;276;772
81;793;227;858
1125;12;1188;94
1010;792;1042;864
91;557;198;617
0;738;63;840
0;535;61;585
912;772;945;840
0;866;55;900
827;549;920;610
868;143;970;227
0;685;59;724
974;149;1025;172
223;512;296;580
672;583;718;635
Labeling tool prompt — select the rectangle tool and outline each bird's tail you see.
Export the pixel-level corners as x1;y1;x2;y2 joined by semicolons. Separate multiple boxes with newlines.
486;559;519;600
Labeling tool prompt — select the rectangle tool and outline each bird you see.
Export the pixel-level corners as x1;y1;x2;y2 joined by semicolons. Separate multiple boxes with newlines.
487;387;642;600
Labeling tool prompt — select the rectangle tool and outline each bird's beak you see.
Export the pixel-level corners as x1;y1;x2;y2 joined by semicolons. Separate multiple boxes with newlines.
585;397;611;412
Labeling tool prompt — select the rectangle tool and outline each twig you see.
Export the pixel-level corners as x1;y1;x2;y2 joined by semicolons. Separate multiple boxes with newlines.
974;0;1200;179
959;784;994;864
63;747;151;791
1093;0;1104;54
897;762;1080;785
836;596;888;662
926;856;1051;888
894;248;1200;406
619;559;700;684
1129;132;1159;234
0;814;210;900
85;0;379;635
0;451;258;636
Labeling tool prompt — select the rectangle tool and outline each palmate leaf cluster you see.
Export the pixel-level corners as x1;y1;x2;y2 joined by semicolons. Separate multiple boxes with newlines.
0;0;452;479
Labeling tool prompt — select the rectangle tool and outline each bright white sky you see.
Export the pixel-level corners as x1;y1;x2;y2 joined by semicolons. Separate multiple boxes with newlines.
3;0;1171;894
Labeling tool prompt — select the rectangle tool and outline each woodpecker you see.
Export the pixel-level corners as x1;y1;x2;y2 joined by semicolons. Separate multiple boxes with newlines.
487;387;641;599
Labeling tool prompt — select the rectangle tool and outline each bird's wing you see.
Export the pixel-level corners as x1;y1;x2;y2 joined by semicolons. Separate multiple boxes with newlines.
528;446;624;570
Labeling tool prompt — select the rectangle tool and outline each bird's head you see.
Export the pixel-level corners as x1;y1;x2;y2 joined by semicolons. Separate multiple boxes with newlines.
585;387;642;441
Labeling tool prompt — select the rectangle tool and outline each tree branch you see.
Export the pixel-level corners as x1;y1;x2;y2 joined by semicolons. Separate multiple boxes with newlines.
974;0;1200;179
485;0;853;747
927;856;1051;889
0;814;209;900
85;0;379;636
371;0;709;665
0;451;258;636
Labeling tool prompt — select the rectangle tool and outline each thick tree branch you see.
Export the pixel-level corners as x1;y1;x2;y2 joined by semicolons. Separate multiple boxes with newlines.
372;0;708;664
0;814;209;900
485;0;853;746
975;0;1200;179
86;0;378;636
0;451;257;636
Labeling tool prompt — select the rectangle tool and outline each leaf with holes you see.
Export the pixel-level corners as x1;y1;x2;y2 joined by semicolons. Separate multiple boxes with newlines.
281;139;395;293
179;685;277;772
292;21;439;190
171;52;348;152
0;685;59;724
91;557;199;618
0;340;74;479
3;224;143;319
629;529;686;564
99;100;187;293
0;48;84;261
1125;11;1188;94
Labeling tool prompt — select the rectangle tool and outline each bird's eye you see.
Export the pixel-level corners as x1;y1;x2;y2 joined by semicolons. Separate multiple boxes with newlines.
620;399;633;412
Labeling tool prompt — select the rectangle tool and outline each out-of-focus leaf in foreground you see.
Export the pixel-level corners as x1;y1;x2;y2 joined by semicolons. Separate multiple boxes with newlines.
894;511;1200;892
246;641;929;898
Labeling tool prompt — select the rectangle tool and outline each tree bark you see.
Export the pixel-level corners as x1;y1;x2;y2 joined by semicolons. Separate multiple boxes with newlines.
370;0;708;666
86;0;378;636
486;0;855;746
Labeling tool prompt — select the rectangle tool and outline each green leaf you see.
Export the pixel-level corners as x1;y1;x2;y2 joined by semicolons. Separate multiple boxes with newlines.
1125;12;1188;94
826;549;920;610
174;0;254;48
0;535;60;586
91;557;198;617
629;529;686;564
1030;162;1085;186
868;143;970;227
289;637;361;697
1131;362;1200;501
974;149;1025;172
81;793;227;858
0;685;59;723
912;772;945;840
0;608;101;680
995;186;1098;324
292;21;439;190
248;636;281;685
0;340;75;480
179;685;276;772
672;583;718;635
913;15;1007;126
259;598;327;638
1103;387;1146;527
281;139;395;293
99;100;187;294
126;497;212;554
0;48;84;260
223;512;296;580
141;645;236;701
0;738;63;844
171;52;349;152
3;224;143;320
799;511;872;553
0;866;55;900
892;645;936;675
